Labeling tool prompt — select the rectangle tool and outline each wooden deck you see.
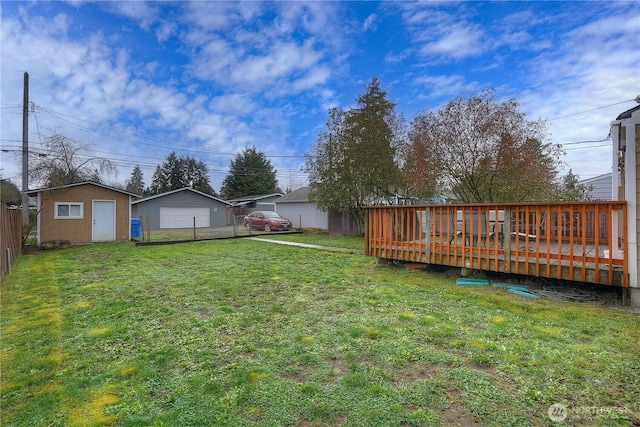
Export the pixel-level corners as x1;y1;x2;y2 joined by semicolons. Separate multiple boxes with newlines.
365;202;627;287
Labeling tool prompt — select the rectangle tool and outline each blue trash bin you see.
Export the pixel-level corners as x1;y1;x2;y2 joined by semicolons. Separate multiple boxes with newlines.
131;218;142;239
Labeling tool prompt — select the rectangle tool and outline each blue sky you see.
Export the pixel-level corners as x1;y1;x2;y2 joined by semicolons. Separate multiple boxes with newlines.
1;1;639;193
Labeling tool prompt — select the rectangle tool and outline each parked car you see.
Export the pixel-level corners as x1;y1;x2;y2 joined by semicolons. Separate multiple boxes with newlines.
244;211;292;232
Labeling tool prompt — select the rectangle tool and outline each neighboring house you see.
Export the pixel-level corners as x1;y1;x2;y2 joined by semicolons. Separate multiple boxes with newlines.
27;181;139;245
275;186;328;230
579;172;613;200
275;186;362;235
227;193;284;211
131;188;231;230
610;101;640;302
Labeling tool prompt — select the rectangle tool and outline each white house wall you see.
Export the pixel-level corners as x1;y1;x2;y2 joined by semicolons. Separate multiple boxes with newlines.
612;106;640;292
631;121;639;289
277;202;329;230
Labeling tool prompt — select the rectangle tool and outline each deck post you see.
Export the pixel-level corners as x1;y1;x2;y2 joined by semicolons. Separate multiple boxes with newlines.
423;208;432;263
503;207;512;273
364;210;370;256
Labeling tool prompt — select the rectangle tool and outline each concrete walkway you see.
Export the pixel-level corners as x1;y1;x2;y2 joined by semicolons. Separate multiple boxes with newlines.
245;237;364;255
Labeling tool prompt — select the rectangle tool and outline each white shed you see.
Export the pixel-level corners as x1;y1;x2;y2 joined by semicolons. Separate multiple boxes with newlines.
275;186;328;230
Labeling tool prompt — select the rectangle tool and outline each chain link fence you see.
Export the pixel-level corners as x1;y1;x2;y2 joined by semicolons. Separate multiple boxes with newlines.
134;214;271;242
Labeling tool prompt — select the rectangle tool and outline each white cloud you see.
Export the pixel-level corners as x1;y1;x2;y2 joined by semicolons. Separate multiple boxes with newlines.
155;22;176;42
292;66;331;92
363;13;377;32
183;3;231;31
414;74;480;99
182;1;342;99
515;9;640;178
210;94;257;116
106;1;160;30
420;24;484;60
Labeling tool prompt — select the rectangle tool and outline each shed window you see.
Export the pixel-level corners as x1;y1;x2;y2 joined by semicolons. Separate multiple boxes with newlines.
55;202;83;219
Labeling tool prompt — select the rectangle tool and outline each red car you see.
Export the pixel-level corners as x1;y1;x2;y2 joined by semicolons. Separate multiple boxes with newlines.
244;211;292;232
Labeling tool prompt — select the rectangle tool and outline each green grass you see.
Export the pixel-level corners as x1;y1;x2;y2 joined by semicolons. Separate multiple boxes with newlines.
2;237;639;426
254;230;365;251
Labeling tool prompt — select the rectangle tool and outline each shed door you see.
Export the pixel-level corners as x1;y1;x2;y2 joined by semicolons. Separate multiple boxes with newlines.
92;200;116;241
159;207;210;229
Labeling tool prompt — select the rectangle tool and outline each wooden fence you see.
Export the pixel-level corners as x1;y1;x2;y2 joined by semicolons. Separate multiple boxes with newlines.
366;201;627;287
0;205;23;277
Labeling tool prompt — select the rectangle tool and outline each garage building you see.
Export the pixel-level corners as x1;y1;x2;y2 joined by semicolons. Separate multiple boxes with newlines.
131;188;231;230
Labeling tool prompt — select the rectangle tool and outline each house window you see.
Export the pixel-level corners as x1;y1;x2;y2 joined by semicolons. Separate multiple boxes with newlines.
54;202;84;219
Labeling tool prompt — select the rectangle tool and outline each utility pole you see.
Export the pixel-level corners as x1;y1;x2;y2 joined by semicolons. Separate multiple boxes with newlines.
22;72;29;227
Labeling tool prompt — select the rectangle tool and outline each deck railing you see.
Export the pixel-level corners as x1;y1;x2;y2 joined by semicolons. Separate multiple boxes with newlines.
365;201;627;287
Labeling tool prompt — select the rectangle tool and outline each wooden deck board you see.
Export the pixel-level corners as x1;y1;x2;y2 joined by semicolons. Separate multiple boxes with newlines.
365;202;627;287
368;238;624;286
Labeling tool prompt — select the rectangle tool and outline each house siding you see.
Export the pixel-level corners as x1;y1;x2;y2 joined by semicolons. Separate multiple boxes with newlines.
38;184;131;244
636;123;640;285
132;190;228;229
276;202;329;229
580;173;612;200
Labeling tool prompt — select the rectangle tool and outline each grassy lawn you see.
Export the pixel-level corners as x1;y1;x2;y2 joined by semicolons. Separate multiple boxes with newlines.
2;236;639;426
254;230;365;251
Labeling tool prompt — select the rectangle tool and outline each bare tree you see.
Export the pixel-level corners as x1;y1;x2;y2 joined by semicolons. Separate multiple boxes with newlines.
403;89;563;203
29;132;116;188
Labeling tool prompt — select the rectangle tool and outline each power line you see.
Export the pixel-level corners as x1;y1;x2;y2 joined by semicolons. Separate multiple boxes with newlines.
35;104;307;159
559;136;611;146
563;144;610;152
547;99;635;122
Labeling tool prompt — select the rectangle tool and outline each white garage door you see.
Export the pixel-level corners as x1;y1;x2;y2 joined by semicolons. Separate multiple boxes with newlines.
159;207;210;229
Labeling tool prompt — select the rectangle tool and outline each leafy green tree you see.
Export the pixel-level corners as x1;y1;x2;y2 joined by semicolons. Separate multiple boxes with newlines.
303;107;347;211
548;169;593;201
29;132;116;187
125;165;145;195
220;146;279;199
304;77;402;231
403;89;563;202
149;151;215;195
0;179;22;206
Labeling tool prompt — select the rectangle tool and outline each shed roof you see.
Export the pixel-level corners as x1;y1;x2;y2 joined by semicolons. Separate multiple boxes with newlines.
227;193;284;204
578;172;612;201
578;172;612;185
27;181;140;198
132;187;231;205
277;186;310;203
616;104;640;120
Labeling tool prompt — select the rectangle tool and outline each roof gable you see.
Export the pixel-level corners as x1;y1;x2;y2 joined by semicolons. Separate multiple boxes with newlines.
27;181;140;197
616;104;640;120
277;186;310;203
579;172;612;186
132;187;231;205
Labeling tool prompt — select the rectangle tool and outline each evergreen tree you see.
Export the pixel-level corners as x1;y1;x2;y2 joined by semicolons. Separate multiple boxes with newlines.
125;165;145;195
220;146;279;199
304;77;402;231
149;151;216;196
0;179;22;206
